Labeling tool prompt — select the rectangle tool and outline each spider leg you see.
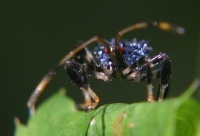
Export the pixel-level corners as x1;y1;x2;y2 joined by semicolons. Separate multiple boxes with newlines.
27;36;109;114
84;46;99;66
123;57;155;101
146;63;154;101
65;61;99;111
74;41;113;81
86;63;113;81
147;53;171;101
139;69;161;81
152;53;172;101
113;22;183;80
124;53;171;101
75;40;114;81
74;40;99;66
115;21;184;45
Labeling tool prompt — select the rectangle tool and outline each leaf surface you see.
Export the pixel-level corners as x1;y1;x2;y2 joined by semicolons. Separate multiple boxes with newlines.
15;83;200;136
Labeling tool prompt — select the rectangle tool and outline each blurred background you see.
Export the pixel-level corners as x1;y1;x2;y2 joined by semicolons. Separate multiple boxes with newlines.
1;1;200;135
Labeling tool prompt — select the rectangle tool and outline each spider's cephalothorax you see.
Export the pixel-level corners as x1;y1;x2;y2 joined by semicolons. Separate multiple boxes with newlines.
27;22;184;114
92;39;152;80
94;39;152;68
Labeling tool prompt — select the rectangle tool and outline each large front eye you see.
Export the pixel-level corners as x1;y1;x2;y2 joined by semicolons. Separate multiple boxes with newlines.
104;47;109;54
119;45;124;54
107;59;114;70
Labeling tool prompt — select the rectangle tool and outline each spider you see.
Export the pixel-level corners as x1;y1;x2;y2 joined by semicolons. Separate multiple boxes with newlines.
27;21;184;114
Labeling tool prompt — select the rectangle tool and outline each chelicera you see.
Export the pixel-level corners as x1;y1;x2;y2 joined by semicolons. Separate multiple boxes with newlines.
27;21;184;114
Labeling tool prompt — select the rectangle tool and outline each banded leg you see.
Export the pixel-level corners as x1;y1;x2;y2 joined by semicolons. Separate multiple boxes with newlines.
65;60;99;111
147;53;171;101
122;56;154;101
86;63;113;82
74;41;113;81
114;22;183;80
146;63;154;101
115;21;185;45
27;36;109;114
154;54;172;101
124;53;171;101
74;40;98;66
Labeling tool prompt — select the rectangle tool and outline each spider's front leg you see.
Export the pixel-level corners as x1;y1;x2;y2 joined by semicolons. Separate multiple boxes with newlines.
139;53;171;101
124;53;171;101
27;36;109;114
64;61;99;111
150;53;172;101
123;56;156;102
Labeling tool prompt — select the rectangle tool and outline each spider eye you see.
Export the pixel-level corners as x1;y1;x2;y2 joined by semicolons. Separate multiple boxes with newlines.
104;48;109;54
119;46;124;54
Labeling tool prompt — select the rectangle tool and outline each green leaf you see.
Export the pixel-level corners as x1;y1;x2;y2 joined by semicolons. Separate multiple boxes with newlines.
15;81;200;136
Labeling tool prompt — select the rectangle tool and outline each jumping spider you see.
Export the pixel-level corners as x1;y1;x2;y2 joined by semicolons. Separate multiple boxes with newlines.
27;21;184;114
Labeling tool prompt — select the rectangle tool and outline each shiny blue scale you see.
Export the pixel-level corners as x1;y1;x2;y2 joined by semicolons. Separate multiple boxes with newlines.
93;39;152;68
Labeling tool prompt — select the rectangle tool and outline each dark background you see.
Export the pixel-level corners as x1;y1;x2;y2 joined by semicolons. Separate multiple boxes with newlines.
1;1;200;135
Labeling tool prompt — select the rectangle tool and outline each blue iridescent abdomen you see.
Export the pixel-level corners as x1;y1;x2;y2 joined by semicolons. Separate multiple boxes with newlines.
93;39;152;68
